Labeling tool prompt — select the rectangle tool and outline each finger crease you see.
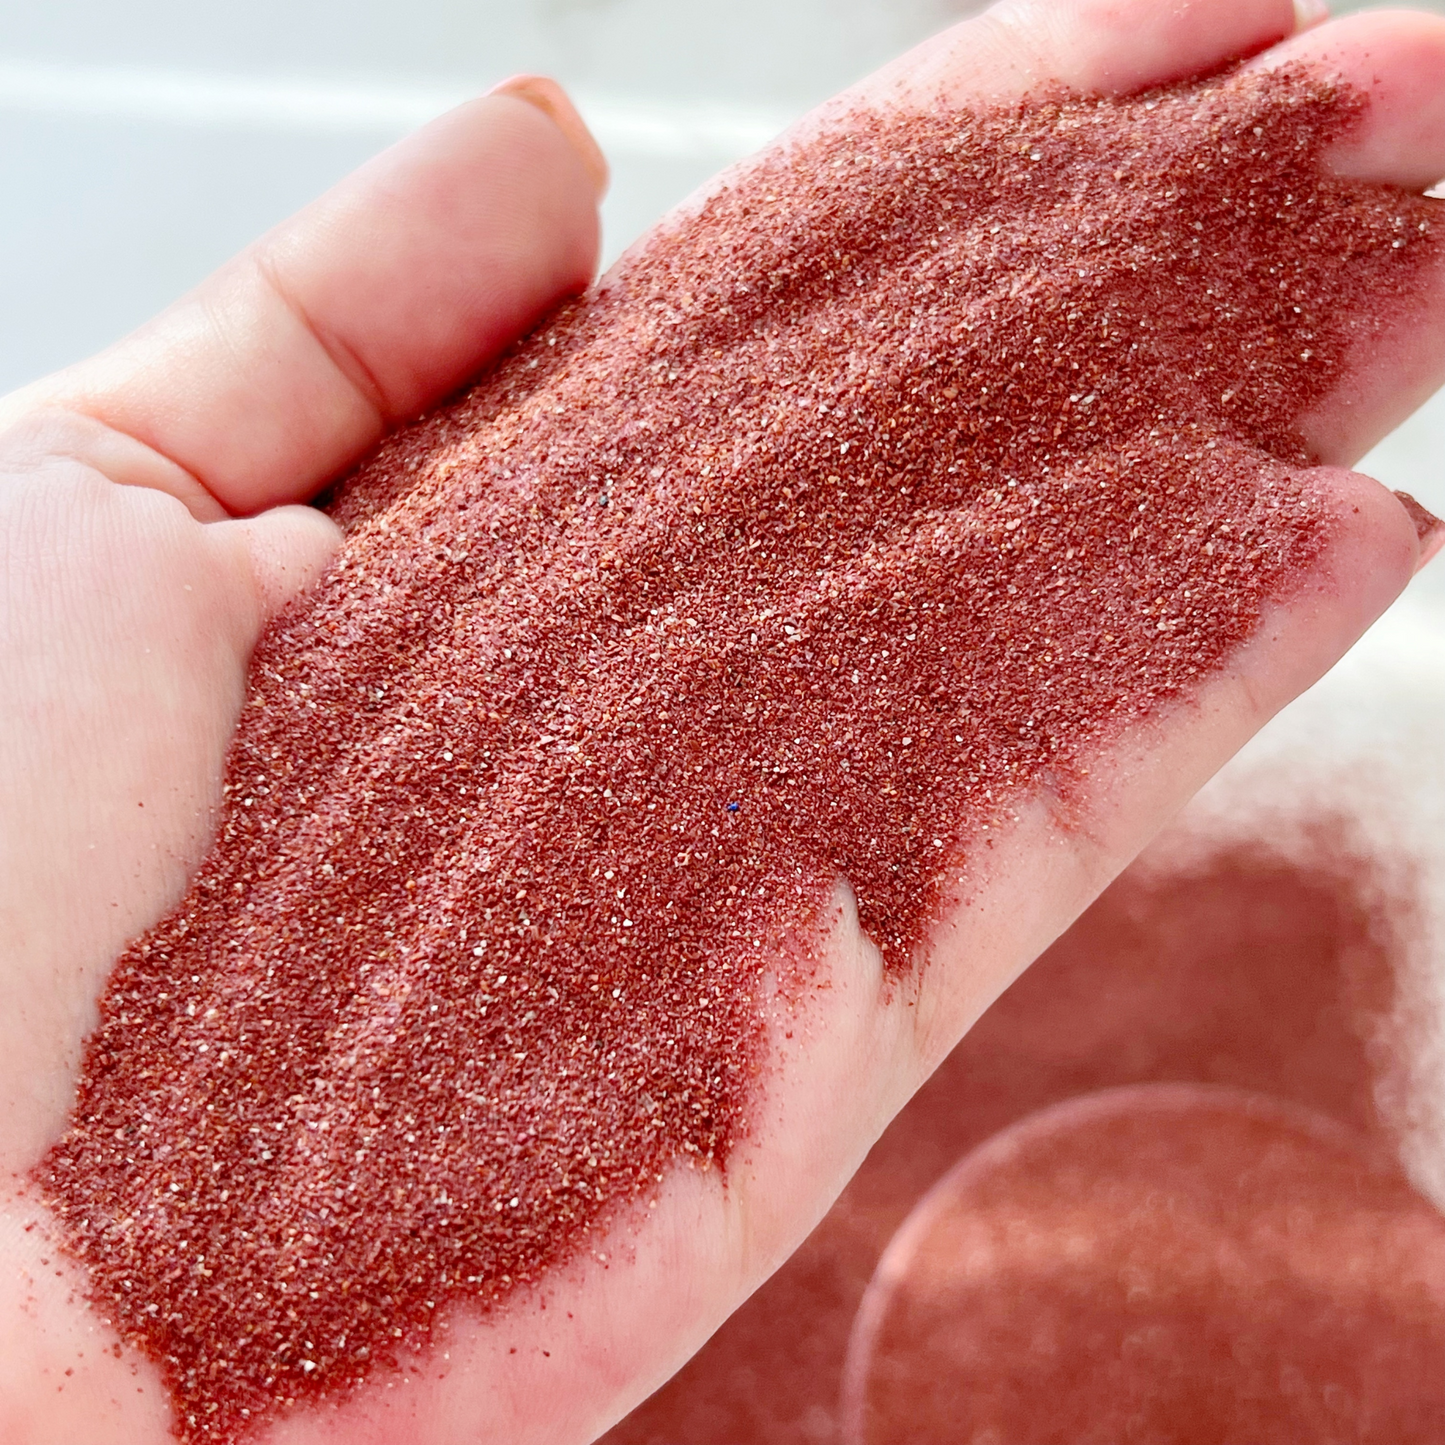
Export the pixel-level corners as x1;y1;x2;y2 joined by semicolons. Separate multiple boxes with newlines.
252;254;393;433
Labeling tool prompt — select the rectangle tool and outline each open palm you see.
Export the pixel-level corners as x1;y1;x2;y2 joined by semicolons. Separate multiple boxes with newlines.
2;2;1444;1442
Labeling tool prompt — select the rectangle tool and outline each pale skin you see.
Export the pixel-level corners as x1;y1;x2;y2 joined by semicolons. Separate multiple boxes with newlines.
2;0;1445;1439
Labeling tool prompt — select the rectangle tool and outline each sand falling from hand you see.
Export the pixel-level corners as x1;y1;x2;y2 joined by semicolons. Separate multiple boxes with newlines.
37;64;1443;1442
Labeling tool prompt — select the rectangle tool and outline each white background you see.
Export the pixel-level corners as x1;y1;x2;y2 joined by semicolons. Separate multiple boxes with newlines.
0;0;965;391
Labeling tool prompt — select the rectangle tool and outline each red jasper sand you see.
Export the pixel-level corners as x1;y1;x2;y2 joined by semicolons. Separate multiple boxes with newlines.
37;63;1443;1443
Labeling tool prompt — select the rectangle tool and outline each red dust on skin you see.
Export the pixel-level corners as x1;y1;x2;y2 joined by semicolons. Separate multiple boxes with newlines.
1395;489;1445;568
35;66;1445;1443
604;824;1425;1445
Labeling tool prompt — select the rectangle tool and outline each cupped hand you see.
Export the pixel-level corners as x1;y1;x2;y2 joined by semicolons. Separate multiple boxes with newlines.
0;79;604;1440
3;3;1445;1442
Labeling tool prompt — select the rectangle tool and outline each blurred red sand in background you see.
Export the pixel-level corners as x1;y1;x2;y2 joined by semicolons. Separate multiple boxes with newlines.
844;1086;1445;1444
605;819;1445;1443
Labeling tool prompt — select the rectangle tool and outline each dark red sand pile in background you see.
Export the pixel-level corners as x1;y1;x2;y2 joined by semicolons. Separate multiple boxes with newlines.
38;66;1442;1441
606;828;1432;1444
844;1087;1445;1445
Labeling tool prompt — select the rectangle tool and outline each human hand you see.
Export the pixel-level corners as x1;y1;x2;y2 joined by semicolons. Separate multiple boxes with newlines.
0;76;604;1440
3;1;1445;1442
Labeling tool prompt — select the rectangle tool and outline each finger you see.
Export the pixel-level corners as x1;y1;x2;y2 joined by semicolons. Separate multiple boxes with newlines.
0;86;603;518
862;0;1445;554
995;0;1301;94
1265;9;1445;189
906;464;1421;1074
213;506;343;627
1242;11;1445;467
0;406;231;521
1417;506;1445;569
492;74;610;200
865;0;1303;109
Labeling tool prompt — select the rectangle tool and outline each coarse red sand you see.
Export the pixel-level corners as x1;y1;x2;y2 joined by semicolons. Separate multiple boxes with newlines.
38;65;1444;1442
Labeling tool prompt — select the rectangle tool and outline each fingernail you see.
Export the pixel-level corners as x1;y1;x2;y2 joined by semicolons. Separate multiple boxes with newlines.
1292;0;1329;34
1395;490;1445;575
489;75;610;202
